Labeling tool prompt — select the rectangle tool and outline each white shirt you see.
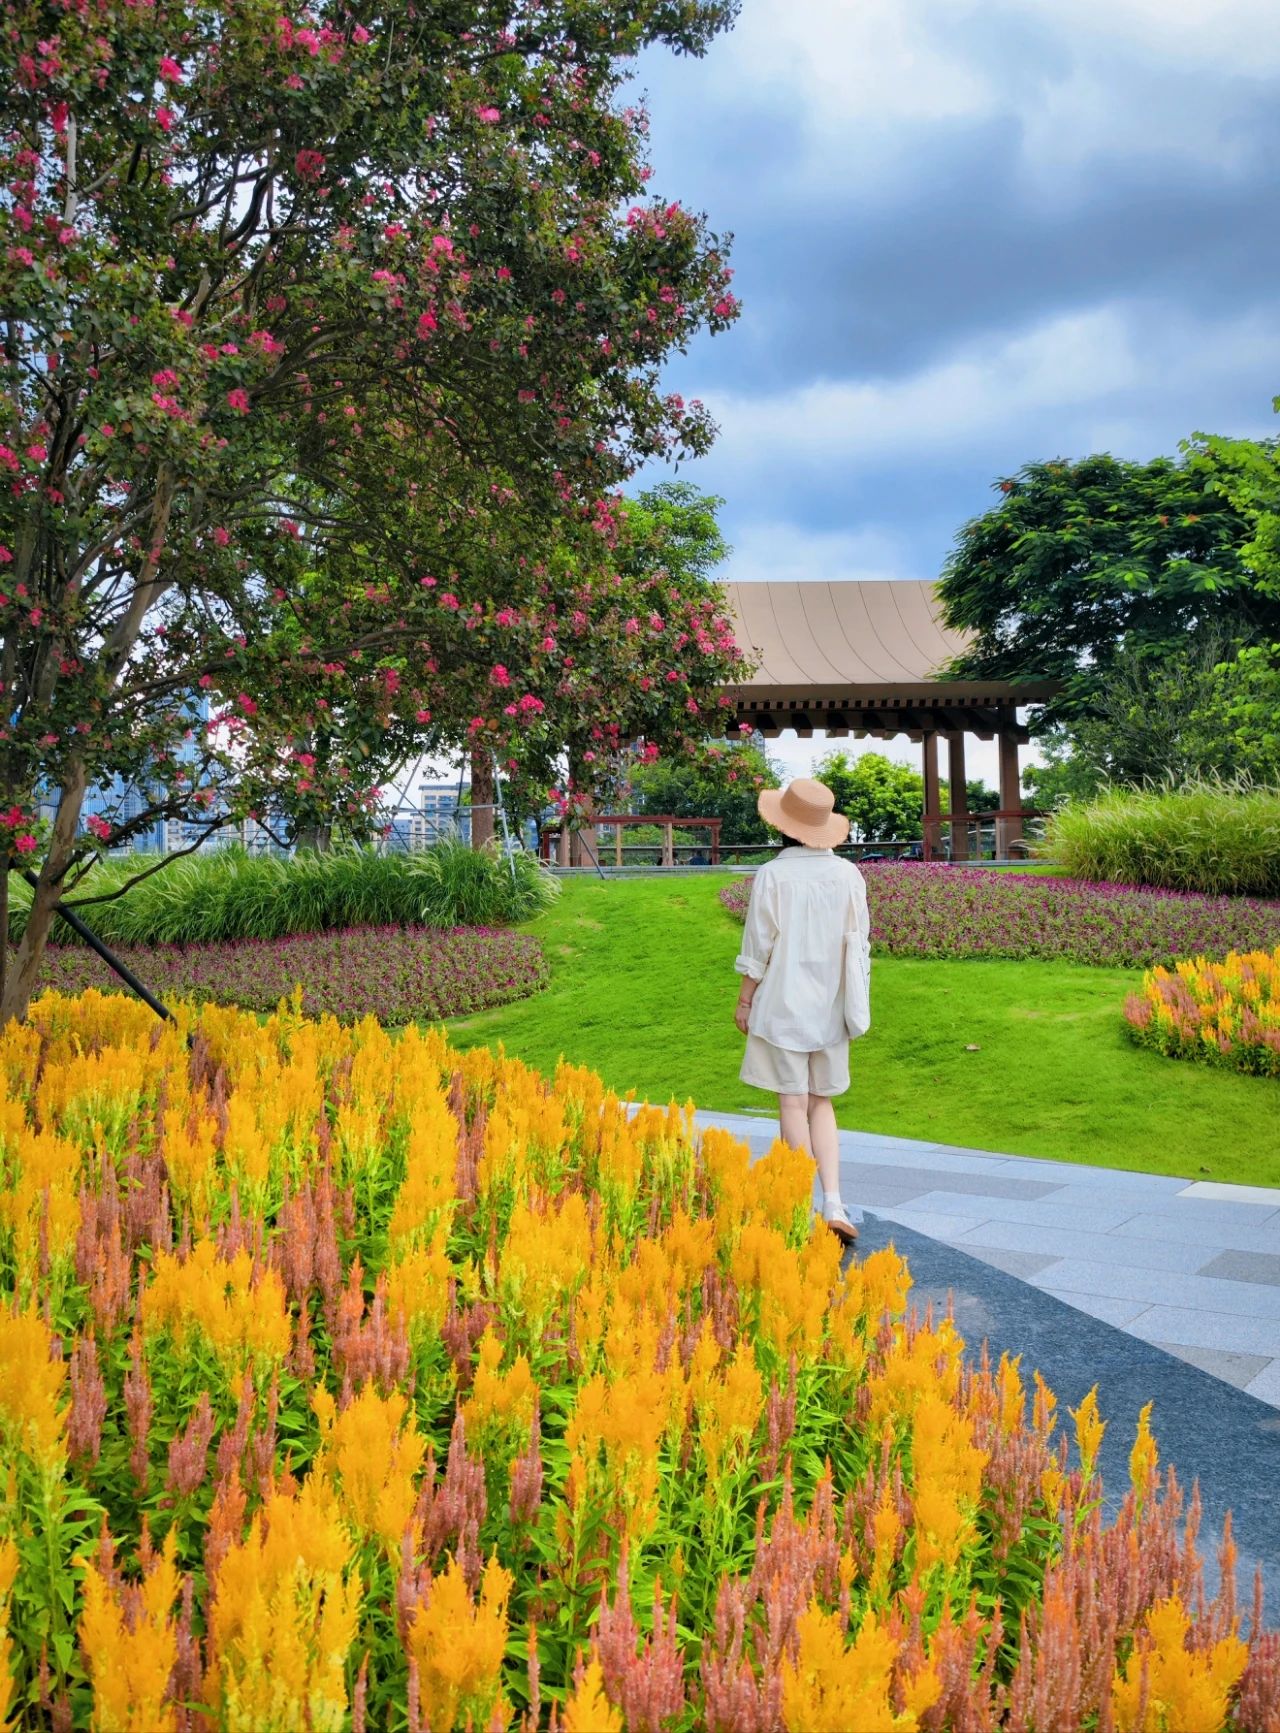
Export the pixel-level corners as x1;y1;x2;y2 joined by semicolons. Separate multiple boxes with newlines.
734;848;871;1050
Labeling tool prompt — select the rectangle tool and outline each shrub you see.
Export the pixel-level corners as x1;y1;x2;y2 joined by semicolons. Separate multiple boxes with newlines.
1126;947;1280;1077
30;925;547;1024
7;837;558;948
1;991;1276;1729
1046;782;1280;897
719;864;1280;968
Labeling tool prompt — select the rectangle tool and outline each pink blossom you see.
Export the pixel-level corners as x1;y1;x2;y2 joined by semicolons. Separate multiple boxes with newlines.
159;55;184;83
225;388;250;414
475;105;501;123
25;444;48;463
415;708;431;723
86;815;111;841
351;23;370;43
212;527;230;547
540;636;556;653
490;665;511;687
237;694;257;716
416;309;438;338
0;547;10;564
14;833;37;854
439;592;459;610
156;106;174;132
7;246;34;269
295;149;326;183
198;674;212;689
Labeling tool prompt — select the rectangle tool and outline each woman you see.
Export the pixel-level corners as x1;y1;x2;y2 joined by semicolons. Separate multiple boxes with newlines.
733;777;869;1246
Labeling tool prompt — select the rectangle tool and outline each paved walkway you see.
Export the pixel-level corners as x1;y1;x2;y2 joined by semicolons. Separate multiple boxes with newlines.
696;1111;1280;1410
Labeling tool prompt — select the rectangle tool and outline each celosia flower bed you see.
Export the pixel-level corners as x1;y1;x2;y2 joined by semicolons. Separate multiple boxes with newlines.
1;990;1277;1731
26;924;548;1024
721;864;1280;969
1126;947;1280;1078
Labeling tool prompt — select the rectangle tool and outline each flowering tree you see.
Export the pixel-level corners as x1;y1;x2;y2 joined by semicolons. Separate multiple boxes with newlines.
0;0;741;1018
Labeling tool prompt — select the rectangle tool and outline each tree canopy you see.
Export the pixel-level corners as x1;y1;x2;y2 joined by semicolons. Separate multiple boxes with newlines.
0;0;742;1016
938;452;1279;726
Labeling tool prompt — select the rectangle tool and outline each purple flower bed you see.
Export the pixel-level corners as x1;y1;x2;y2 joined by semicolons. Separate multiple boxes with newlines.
29;925;548;1023
719;864;1280;969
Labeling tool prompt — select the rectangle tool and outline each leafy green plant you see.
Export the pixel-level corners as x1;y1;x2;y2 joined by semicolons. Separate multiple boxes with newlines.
7;841;558;948
1045;781;1280;897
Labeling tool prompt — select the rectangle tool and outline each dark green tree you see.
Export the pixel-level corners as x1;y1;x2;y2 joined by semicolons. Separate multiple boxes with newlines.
624;738;780;843
939;452;1277;726
812;750;924;842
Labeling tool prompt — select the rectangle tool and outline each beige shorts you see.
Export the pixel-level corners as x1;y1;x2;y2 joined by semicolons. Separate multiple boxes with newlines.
740;1034;851;1098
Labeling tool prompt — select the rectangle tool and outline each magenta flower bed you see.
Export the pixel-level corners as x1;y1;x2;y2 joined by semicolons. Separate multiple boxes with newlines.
30;924;548;1023
720;864;1280;969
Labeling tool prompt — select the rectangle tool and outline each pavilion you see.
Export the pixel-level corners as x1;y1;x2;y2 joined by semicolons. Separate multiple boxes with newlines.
721;580;1059;859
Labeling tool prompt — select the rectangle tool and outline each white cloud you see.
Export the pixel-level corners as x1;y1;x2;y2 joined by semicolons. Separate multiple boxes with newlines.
725;520;917;584
701;302;1280;475
689;0;1280;186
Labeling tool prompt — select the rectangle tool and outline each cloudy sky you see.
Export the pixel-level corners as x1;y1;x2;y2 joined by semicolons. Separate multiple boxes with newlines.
632;0;1280;781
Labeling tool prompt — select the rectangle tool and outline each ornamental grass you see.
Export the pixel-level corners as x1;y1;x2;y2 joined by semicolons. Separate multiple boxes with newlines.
7;837;559;949
1126;946;1280;1079
720;865;1280;969
1047;783;1280;899
1;989;1278;1731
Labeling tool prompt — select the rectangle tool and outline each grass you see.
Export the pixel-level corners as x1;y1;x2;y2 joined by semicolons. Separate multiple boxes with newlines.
449;874;1280;1185
1047;780;1280;897
8;837;557;945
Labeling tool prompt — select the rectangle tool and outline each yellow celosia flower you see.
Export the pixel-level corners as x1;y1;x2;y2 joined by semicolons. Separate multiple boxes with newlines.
313;1382;426;1553
781;1602;940;1732
464;1329;538;1447
80;1530;181;1733
498;1192;592;1323
1129;1401;1159;1504
697;1349;763;1481
865;1320;964;1430
406;1555;512;1733
385;1230;454;1343
145;1241;291;1370
0;1303;67;1468
745;1138;816;1237
1071;1386;1106;1483
1111;1594;1248;1733
562;1660;622;1733
0;1536;19;1733
210;1477;358;1733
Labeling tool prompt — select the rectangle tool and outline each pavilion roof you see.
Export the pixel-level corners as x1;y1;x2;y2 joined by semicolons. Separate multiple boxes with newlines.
721;580;1057;740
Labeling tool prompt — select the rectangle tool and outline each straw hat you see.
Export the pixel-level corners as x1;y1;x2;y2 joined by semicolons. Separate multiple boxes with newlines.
757;777;850;848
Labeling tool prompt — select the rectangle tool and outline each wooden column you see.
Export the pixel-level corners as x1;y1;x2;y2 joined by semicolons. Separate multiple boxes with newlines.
662;821;674;867
557;826;571;866
997;726;1024;858
614;823;623;868
921;732;942;861
948;733;970;861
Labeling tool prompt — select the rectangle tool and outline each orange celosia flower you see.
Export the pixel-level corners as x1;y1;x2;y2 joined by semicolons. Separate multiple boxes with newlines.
406;1555;512;1732
697;1348;763;1481
465;1328;539;1447
1111;1594;1248;1733
80;1530;181;1733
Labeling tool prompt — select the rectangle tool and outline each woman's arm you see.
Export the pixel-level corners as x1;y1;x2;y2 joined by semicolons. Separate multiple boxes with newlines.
734;872;777;1032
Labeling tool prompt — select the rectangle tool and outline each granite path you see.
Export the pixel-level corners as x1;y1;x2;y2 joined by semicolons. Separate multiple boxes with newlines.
696;1110;1280;1408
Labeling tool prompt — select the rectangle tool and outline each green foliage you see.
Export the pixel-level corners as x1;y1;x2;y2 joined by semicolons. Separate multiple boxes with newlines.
1021;735;1104;809
939;452;1278;725
1046;782;1280;897
624;739;780;843
813;751;925;841
7;841;558;947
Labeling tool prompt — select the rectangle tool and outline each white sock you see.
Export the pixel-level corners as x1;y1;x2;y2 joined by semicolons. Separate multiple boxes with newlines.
823;1191;844;1210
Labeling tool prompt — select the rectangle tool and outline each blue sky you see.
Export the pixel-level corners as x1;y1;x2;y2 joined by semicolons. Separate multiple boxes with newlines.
628;0;1280;779
428;0;1280;798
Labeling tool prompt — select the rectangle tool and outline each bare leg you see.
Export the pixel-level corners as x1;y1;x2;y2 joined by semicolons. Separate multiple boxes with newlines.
807;1094;842;1198
778;1092;812;1157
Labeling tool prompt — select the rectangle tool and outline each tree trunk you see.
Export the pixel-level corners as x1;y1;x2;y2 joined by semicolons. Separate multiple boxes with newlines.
470;748;495;850
294;822;333;853
0;758;87;1025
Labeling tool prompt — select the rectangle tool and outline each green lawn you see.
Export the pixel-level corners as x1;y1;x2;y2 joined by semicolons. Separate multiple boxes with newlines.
448;875;1280;1185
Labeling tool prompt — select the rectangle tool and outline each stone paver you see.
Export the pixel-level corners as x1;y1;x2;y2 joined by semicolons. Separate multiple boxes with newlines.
693;1110;1280;1409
